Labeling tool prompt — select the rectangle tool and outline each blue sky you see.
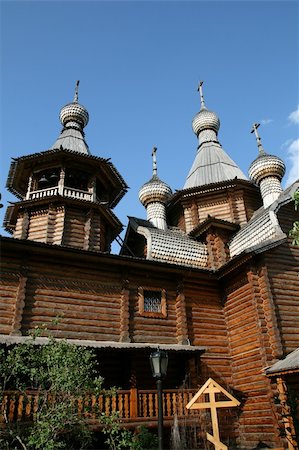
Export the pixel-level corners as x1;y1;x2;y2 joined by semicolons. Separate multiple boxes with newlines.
1;0;298;252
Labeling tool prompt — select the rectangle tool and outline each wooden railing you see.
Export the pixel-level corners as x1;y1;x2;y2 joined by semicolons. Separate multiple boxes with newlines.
1;389;200;425
28;187;92;202
28;187;59;200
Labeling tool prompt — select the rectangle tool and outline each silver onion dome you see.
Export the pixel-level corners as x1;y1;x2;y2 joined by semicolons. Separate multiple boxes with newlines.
192;81;220;136
139;175;172;207
60;102;89;128
249;123;285;185
192;109;220;136
59;80;89;129
249;154;285;185
139;147;172;207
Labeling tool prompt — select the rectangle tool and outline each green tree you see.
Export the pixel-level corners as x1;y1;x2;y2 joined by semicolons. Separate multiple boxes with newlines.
100;412;158;450
0;328;104;450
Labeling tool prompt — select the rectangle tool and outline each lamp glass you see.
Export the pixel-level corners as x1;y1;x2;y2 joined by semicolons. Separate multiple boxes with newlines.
150;349;168;379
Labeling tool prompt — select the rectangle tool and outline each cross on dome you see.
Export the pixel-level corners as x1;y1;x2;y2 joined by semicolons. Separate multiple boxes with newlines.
74;80;80;103
152;146;157;176
251;123;266;155
198;81;206;110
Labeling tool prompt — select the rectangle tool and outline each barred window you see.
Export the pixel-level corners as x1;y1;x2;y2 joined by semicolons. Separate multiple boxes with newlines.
144;290;162;313
138;287;167;317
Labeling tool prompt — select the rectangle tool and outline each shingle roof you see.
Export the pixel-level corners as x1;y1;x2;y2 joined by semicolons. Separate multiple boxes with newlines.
266;348;299;375
184;141;247;189
229;180;299;257
50;127;90;155
0;335;206;353
133;220;208;269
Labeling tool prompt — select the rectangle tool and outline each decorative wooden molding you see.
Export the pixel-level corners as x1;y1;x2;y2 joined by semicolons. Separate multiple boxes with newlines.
119;284;130;342
175;287;189;345
258;266;283;359
20;210;29;240
46;203;56;244
10;276;27;336
276;377;298;450
83;209;92;251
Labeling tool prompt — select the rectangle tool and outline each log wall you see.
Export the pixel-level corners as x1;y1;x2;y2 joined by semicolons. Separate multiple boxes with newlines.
27;209;49;242
265;204;299;354
63;208;86;249
182;187;261;234
184;280;232;385
224;268;284;449
0;273;19;334
12;203;111;252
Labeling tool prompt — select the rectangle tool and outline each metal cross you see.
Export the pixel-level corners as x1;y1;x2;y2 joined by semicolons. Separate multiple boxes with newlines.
74;80;80;102
152;146;157;176
197;80;206;109
251;122;266;155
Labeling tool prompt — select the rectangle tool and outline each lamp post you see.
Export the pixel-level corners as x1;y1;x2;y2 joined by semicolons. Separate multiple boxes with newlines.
150;348;168;450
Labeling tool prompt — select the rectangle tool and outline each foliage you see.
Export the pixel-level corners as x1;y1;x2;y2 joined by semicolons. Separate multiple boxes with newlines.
100;412;158;450
289;191;299;245
0;327;104;450
0;327;158;450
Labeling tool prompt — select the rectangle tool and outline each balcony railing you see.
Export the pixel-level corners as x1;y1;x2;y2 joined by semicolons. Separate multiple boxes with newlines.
28;187;59;200
1;389;200;426
27;187;93;202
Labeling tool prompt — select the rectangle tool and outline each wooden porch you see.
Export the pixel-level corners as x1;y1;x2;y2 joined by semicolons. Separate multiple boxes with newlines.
1;388;201;428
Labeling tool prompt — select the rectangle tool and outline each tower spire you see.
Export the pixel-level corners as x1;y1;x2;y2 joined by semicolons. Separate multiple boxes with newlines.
152;146;157;176
74;80;80;103
251;123;266;156
198;81;206;110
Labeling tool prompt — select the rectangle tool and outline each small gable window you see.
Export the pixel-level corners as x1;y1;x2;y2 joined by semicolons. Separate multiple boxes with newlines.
138;287;167;318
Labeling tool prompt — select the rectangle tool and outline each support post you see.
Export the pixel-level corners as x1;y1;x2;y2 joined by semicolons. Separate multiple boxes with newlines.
157;378;163;450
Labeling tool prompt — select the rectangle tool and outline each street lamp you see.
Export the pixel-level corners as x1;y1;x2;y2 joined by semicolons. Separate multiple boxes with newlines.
150;348;168;450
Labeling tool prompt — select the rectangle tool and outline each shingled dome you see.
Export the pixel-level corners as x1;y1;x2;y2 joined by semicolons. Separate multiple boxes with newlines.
249;154;285;185
192;108;220;136
139;175;172;207
60;101;89;129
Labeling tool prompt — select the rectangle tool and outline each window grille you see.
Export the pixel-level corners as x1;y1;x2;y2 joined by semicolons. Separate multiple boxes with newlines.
144;290;162;313
138;287;167;317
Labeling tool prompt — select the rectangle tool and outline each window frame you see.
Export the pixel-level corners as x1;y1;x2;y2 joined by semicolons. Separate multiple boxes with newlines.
138;287;167;318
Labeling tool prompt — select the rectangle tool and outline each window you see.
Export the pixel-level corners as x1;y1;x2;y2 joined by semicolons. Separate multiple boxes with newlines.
138;287;167;318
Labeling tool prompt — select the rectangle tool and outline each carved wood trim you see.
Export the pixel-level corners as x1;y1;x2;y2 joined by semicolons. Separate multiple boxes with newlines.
175;286;189;345
257;266;283;359
10;276;27;336
83;209;92;250
119;285;130;342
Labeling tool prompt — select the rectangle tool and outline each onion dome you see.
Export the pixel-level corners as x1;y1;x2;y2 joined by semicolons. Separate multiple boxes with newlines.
249;123;285;184
59;80;89;130
249;154;285;185
139;147;172;207
192;81;220;136
139;175;172;207
51;81;90;154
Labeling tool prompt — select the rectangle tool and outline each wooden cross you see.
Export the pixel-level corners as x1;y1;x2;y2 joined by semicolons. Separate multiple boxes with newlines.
197;80;206;109
251;122;266;155
74;80;80;102
186;378;240;450
152;146;157;176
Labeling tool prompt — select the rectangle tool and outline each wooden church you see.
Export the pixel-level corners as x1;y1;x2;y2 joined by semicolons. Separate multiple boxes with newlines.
1;81;298;449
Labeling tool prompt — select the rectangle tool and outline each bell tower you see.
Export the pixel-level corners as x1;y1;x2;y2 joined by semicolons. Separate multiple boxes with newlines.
4;82;128;252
